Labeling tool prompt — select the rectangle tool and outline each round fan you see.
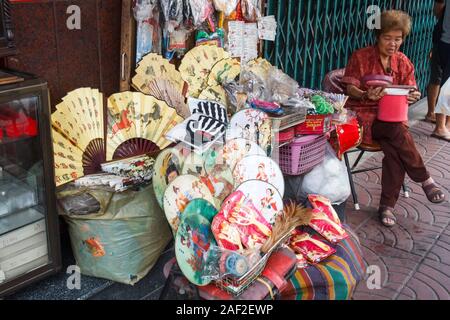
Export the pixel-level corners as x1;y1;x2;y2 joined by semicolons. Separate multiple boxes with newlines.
207;58;241;87
144;79;190;119
51;88;105;186
132;53;186;95
179;45;231;98
106;92;183;161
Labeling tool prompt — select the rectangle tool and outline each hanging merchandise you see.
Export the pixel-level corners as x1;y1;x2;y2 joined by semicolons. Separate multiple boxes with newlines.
134;0;161;63
196;28;225;47
241;0;261;22
189;0;216;30
160;0;184;33
213;0;239;17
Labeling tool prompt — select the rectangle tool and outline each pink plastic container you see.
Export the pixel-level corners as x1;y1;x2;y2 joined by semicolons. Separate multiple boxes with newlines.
279;134;327;176
377;88;410;122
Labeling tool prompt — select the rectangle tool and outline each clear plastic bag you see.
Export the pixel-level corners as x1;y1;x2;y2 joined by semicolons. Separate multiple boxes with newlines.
301;143;351;205
239;68;267;102
265;66;300;105
241;0;261;22
189;0;215;27
213;0;239;16
160;0;184;32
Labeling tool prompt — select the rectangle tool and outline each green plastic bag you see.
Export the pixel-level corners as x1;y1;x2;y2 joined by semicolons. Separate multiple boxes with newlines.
59;184;172;285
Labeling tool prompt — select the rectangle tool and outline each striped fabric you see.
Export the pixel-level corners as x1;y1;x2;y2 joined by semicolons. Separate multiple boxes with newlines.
281;225;366;300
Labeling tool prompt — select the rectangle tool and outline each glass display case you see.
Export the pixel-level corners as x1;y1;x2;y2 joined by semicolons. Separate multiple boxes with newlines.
0;74;61;297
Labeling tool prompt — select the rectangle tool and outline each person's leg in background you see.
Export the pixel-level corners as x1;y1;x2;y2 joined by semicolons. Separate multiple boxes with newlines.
426;46;443;123
435;40;450;136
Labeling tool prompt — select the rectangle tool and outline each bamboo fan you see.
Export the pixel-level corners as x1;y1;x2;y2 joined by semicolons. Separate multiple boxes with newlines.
51;88;105;186
179;45;231;98
145;79;190;119
106;92;183;161
132;53;186;96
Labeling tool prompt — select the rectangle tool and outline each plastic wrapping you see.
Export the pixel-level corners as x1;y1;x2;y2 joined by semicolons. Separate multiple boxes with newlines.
60;184;172;285
239;68;266;102
222;80;248;114
211;191;273;252
290;232;336;264
134;0;161;62
189;0;215;27
241;0;261;22
160;0;184;32
213;0;239;16
301;143;351;205
308;209;349;244
266;67;300;105
201;246;261;282
308;194;341;225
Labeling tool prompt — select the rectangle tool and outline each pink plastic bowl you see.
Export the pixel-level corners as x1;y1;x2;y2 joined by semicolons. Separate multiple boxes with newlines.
378;88;409;122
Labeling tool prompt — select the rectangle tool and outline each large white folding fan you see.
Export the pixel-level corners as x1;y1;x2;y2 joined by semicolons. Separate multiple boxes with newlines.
106;91;183;161
51;88;105;186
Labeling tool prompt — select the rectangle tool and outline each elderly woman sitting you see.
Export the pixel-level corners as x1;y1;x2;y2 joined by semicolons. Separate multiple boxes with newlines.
342;10;446;227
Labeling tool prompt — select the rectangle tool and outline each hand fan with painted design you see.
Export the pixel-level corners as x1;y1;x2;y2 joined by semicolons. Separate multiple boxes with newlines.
207;58;241;87
179;45;231;98
51;88;105;186
132;53;186;95
106;91;183;161
144;79;190;119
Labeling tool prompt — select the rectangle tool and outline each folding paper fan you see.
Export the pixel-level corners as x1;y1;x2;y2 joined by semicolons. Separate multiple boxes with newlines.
198;85;228;106
179;45;231;97
106;92;183;161
245;57;272;80
132;53;185;95
207;58;241;87
144;79;190;119
51;88;106;186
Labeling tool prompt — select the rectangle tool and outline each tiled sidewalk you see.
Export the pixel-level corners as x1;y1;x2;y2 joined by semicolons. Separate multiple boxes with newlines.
346;120;450;300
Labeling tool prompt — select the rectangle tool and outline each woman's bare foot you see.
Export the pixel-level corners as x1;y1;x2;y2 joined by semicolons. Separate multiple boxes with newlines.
425;113;436;123
431;128;450;142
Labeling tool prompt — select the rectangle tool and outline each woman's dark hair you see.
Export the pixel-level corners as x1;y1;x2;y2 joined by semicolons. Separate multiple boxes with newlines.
375;10;412;40
165;163;178;184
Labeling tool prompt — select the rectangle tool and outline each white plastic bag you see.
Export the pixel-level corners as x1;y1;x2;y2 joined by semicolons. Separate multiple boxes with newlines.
301;143;351;205
436;77;450;116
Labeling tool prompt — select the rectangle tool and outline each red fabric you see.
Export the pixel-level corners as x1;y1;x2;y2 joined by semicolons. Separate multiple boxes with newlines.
342;46;417;144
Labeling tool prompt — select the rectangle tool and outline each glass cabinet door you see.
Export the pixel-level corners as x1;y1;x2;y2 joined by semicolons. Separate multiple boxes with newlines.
0;95;49;285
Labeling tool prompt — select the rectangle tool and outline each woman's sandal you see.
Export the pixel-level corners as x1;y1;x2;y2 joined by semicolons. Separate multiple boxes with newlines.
378;207;397;228
422;183;446;204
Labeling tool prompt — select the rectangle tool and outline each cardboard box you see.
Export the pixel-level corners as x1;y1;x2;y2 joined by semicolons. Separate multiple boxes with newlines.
295;114;333;135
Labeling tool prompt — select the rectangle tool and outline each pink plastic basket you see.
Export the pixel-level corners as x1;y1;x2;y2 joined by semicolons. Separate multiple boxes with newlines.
279;134;327;175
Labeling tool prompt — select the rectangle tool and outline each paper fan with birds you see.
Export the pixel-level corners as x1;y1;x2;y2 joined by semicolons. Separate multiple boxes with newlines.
132;53;186;96
179;45;231;98
106;91;183;161
51;88;106;186
245;57;272;80
207;58;241;87
144;79;190;119
198;85;228;106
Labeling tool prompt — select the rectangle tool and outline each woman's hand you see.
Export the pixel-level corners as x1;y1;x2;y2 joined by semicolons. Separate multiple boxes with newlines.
366;87;386;101
407;90;421;104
